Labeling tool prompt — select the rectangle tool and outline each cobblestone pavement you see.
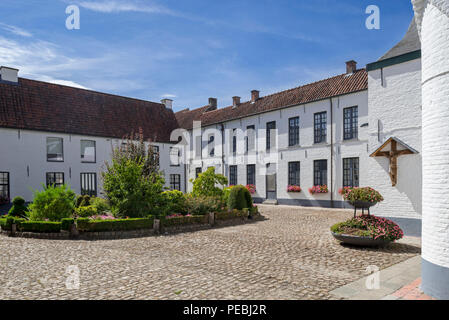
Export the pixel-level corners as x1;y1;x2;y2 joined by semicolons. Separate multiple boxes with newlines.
0;205;421;300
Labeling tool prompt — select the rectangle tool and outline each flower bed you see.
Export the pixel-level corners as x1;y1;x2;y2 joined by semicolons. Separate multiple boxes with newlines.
331;215;404;242
309;185;329;194
287;185;302;193
76;217;154;232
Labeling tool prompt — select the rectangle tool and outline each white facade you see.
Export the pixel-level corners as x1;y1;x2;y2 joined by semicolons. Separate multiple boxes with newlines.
184;90;369;208
0;127;185;202
367;58;423;219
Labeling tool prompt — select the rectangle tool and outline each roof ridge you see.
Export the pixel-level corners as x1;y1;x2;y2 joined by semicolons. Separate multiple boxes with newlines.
19;77;166;107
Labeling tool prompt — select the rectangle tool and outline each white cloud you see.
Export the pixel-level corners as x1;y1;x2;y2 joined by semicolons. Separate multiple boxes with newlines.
73;0;174;15
0;23;32;37
161;93;177;99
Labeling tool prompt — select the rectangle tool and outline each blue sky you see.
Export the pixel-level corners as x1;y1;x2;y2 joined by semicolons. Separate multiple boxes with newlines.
0;0;414;112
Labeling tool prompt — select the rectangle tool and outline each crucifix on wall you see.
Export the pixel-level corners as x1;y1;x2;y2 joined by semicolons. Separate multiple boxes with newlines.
370;137;418;187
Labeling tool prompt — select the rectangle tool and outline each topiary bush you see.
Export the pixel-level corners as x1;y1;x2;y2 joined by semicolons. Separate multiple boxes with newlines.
74;205;98;218
18;221;61;233
28;184;76;222
227;185;253;210
8;196;28;218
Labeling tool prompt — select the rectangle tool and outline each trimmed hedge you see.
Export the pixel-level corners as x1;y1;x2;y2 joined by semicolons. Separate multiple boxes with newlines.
19;221;62;233
61;218;75;231
215;209;249;221
76;217;154;232
0;216;26;231
161;215;207;227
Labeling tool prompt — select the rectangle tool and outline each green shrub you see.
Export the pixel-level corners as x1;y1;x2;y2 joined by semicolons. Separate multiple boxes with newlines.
1;216;26;231
186;195;224;216
61;218;75;231
8;196;28;218
102;155;165;219
28;185;76;222
75;195;91;208
227;185;253;210
0;217;7;229
222;187;233;204
162;190;188;215
190;167;228;198
76;217;154;232
74;205;98;218
18;221;61;233
90;197;110;214
161;215;207;227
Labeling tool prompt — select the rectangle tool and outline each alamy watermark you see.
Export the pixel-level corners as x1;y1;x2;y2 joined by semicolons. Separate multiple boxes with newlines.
366;5;380;30
365;265;380;290
66;5;80;30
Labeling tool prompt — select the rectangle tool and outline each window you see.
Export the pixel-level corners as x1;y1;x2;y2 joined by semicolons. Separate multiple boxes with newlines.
170;174;181;191
314;112;327;143
229;165;238;186
288;117;300;147
195;167;202;179
81;173;97;196
266;121;276;151
152;146;160;167
246;125;255;152
0;172;10;202
46;172;64;187
288;162;300;186
232;129;237;155
343;158;359;187
81;140;96;163
208;135;215;157
47;137;64;162
247;164;256;186
344;106;358;140
170;147;180;166
313;160;327;186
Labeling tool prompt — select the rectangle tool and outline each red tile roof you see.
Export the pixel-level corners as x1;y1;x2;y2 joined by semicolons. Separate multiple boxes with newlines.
0;78;179;143
176;69;368;129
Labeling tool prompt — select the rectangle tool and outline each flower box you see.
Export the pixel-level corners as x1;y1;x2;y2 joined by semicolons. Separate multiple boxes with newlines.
287;185;302;193
308;185;328;194
245;184;256;194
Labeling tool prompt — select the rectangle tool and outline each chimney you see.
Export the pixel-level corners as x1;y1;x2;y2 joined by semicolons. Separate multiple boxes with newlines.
0;66;19;83
161;98;173;110
232;96;241;108
208;97;217;108
346;60;357;74
251;90;260;103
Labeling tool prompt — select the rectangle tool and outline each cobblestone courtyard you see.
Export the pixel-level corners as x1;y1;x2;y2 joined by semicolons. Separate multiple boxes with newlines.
0;205;421;300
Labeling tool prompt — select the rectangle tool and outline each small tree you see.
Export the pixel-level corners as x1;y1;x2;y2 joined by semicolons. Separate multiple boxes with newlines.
101;129;165;218
28;185;76;221
190;167;228;198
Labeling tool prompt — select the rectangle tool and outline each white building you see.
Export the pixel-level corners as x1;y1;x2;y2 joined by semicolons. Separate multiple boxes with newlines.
0;68;186;212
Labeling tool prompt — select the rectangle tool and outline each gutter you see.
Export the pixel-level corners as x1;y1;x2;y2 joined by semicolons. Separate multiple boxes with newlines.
330;98;334;208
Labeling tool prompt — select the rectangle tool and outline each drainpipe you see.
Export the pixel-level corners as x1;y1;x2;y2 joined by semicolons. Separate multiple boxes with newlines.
330;98;334;208
220;124;225;176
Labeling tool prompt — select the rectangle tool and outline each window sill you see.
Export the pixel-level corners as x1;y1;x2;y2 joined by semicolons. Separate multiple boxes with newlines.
47;160;64;163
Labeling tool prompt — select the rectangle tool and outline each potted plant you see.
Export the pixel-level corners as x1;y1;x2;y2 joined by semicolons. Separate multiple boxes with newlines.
340;187;384;213
331;215;404;247
309;185;328;195
287;185;302;193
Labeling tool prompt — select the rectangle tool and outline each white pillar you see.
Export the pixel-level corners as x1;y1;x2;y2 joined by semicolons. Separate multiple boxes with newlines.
412;0;449;299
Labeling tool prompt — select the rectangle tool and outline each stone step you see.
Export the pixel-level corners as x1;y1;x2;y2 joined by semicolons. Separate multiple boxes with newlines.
263;199;278;205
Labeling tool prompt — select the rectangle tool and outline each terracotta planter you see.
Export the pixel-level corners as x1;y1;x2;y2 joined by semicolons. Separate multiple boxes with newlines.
331;232;390;247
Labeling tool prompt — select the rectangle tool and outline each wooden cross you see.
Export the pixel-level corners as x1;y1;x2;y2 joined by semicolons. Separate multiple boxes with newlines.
370;138;417;187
